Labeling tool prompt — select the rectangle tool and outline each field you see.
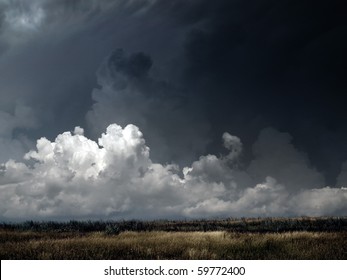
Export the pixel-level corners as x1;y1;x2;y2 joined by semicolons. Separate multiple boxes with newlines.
1;217;346;259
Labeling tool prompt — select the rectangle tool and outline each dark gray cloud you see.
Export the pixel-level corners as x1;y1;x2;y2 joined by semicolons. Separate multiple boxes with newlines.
247;128;324;191
108;49;152;79
0;0;177;159
0;0;346;219
180;0;347;185
0;0;198;161
86;48;210;165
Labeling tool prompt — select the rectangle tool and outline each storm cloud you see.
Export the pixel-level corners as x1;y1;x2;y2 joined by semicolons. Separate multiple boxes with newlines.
86;48;210;165
0;0;346;220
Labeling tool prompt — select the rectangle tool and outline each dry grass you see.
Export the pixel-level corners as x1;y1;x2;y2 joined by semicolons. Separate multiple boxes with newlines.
1;230;346;259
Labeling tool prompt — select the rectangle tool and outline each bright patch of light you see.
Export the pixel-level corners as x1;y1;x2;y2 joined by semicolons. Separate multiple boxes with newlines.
5;5;45;31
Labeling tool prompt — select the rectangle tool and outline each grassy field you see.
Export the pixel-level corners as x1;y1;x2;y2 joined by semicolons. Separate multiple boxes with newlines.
1;217;346;259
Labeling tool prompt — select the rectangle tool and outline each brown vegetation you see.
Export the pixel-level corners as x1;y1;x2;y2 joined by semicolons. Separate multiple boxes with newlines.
1;229;346;260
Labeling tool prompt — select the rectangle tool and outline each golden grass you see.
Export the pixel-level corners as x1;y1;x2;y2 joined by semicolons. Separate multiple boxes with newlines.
1;230;346;260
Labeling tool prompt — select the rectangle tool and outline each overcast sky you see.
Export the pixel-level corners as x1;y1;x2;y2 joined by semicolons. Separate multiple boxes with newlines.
0;0;346;220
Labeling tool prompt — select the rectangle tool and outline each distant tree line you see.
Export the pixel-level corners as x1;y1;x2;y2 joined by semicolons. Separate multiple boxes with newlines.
1;217;346;234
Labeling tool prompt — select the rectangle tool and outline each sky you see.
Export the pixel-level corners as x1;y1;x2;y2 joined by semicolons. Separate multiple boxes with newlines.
0;0;346;220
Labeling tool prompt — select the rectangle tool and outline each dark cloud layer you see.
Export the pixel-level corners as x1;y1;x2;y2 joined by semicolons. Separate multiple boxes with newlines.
0;0;346;219
180;0;347;184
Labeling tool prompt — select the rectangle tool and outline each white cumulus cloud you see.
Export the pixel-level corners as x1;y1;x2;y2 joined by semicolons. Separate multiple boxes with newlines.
0;124;346;220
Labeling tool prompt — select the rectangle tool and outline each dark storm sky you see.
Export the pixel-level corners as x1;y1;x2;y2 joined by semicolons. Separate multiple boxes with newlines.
0;0;346;220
